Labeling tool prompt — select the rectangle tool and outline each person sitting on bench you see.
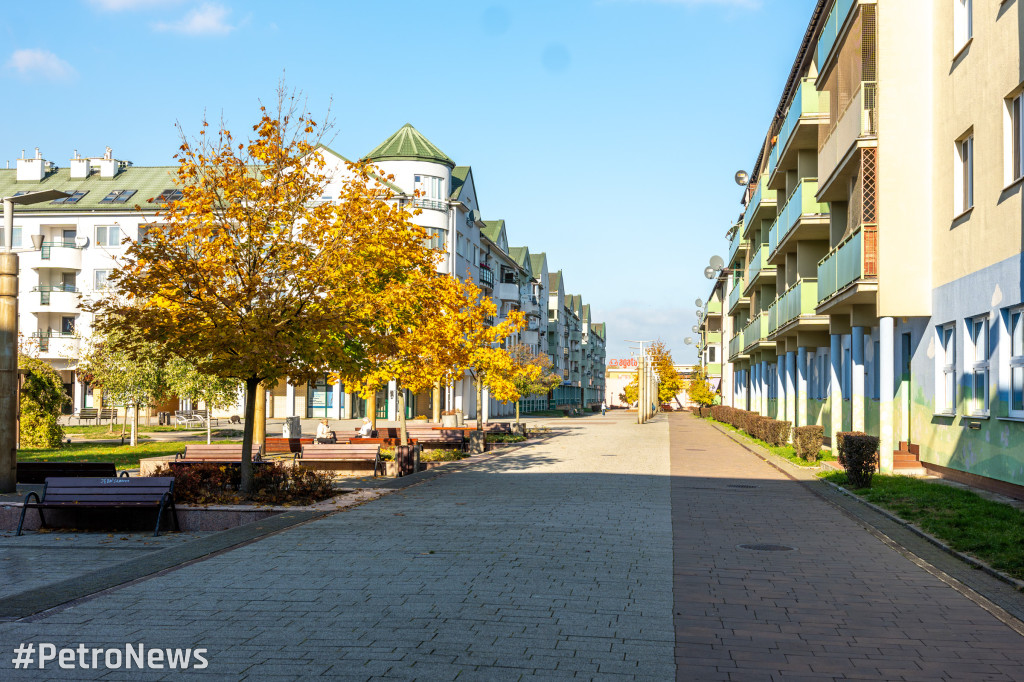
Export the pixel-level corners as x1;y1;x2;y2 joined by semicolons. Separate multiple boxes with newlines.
315;419;336;444
358;417;373;438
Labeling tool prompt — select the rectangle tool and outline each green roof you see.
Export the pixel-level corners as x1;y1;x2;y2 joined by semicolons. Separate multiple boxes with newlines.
592;322;606;339
582;303;591;324
508;246;529;269
549;271;562;292
365;123;455;168
480;219;504;244
450;166;469;200
529;252;547;276
0;165;177;213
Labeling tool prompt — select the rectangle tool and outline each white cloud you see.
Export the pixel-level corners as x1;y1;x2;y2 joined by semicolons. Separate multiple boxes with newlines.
153;3;235;35
88;0;184;10
6;49;76;80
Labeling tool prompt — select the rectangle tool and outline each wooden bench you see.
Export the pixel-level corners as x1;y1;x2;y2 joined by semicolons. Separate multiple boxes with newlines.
16;462;127;485
99;407;119;424
73;408;98;425
298;443;383;477
17;477;178;537
175;444;262;463
406;428;465;449
264;437;315;454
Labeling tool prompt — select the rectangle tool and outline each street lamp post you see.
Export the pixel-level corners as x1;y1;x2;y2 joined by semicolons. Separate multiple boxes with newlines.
626;339;652;424
1;189;69;493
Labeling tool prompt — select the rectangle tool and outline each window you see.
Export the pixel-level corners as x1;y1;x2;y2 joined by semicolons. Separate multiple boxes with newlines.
955;133;974;215
1008;308;1024;418
1007;91;1024;185
61;316;75;335
708;346;716;363
11;227;21;248
51;191;87;205
414;175;443;199
937;323;956;414
423;227;446;251
95;225;121;247
954;0;972;53
99;189;137;204
150;189;182;204
965;316;989;416
94;270;110;291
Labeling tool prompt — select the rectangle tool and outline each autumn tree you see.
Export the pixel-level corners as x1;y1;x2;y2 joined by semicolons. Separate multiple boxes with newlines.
686;365;717;408
18;355;69;448
91;86;448;493
620;374;639;406
463;298;526;430
508;344;560;424
649;340;684;405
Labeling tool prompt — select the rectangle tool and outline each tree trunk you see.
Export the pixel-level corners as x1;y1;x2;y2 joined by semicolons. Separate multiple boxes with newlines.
206;399;212;445
240;377;260;496
131;403;139;447
253;382;266;453
476;375;484;431
432;381;441;424
119;404;128;438
397;383;408;446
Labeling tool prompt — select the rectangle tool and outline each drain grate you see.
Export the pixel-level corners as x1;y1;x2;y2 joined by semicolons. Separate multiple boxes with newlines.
738;543;796;552
727;484;759;489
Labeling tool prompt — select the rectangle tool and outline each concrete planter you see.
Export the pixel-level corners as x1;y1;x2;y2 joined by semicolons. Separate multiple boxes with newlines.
469;431;486;454
1;502;285;533
440;414;458;427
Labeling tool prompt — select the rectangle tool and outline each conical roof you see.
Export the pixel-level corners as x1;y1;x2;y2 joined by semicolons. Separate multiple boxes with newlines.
365;123;455;168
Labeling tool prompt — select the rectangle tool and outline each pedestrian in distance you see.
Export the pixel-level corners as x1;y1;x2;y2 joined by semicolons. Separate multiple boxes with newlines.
601;400;607;416
316;418;336;444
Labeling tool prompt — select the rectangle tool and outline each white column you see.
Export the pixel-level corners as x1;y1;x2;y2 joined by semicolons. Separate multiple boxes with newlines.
775;356;785;420
797;347;808;429
342;391;353;420
73;375;83;412
285;382;296;418
483;388;491;421
879;318;895;472
852;326;866;432
785;351;796;428
750;364;759;413
331;382;342;420
387;379;398;421
830;334;842;447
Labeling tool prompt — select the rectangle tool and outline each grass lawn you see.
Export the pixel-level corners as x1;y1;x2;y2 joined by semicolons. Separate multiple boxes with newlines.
708;418;834;467
820;471;1024;581
19;440;242;470
63;424;240;440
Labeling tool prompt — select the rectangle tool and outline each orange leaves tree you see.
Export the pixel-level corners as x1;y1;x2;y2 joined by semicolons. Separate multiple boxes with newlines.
91;91;441;493
508;343;560;424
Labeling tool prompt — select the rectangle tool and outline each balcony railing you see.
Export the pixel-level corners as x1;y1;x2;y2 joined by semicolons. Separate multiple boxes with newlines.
746;244;774;290
729;333;744;360
728;278;746;311
768;179;828;256
39;241;83;260
771;79;829;172
742;311;769;352
817;228;876;303
742;175;777;238
33;285;78;306
413;198;448;212
727;223;746;264
768;279;819;333
819;81;877;184
478;268;494;289
817;0;857;70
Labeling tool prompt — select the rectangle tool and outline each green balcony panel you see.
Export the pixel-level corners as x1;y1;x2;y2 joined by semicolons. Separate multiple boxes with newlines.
775;79;829;160
817;229;864;304
729;333;744;360
818;0;857;70
746;244;775;291
742;311;769;352
728;279;746;311
742;174;778;238
768;179;828;257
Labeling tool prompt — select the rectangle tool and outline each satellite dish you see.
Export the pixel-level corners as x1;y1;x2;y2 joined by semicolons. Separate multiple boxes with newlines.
696;310;704;320
691;325;698;333
695;298;703;307
704;266;716;279
709;255;725;270
735;170;749;186
684;337;693;345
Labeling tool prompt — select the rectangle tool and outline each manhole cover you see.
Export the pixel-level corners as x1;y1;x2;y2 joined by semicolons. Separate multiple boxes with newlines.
727;484;759;489
738;543;796;552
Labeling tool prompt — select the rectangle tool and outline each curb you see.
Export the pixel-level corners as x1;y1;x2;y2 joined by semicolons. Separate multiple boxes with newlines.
702;417;1024;593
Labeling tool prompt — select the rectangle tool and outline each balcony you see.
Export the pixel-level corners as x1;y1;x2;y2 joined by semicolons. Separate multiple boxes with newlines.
27;243;83;270
741;175;777;240
767;179;829;259
767;279;820;334
30;331;80;360
728;278;749;314
744;244;776;295
769;79;829;189
817;0;857;74
413;198;448;212
728;333;745;362
727;223;748;265
817;227;877;306
496;282;519;303
704;331;722;344
818;81;877;198
478;267;494;290
26;286;79;314
741;311;770;353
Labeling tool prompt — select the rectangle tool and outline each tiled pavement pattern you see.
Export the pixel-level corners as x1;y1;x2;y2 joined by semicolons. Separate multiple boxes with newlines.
0;414;675;680
670;413;1024;681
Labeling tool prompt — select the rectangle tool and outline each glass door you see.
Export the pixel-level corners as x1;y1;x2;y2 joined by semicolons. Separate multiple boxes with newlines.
306;375;333;418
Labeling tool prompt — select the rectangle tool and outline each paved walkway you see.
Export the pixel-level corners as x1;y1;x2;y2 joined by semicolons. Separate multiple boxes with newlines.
2;412;1024;679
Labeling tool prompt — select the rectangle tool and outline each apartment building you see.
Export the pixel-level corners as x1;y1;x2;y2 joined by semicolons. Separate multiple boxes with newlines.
3;124;607;420
711;0;1024;496
697;276;729;397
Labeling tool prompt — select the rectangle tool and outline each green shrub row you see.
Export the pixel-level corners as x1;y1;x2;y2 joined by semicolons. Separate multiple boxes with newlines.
707;406;791;446
836;431;879;488
793;425;825;461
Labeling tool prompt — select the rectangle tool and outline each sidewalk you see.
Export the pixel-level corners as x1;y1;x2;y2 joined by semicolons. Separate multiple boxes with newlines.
669;413;1024;680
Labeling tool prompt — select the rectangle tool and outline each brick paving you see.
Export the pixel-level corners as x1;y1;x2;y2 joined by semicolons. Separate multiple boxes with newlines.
670;413;1024;681
1;412;1023;680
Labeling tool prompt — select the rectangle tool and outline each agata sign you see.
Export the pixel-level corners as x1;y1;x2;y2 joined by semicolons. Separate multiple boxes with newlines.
607;358;638;368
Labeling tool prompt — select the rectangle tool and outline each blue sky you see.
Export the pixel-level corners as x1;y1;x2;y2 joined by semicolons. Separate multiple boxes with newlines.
0;0;817;363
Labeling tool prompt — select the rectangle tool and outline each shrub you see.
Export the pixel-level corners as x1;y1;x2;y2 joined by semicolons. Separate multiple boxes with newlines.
156;462;335;505
19;355;69;448
837;431;879;488
420;448;467;462
486;433;527;444
769;420;792;447
793;425;824;461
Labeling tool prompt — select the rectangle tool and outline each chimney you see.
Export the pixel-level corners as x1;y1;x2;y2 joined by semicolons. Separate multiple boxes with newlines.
17;148;46;181
70;149;91;179
98;146;120;178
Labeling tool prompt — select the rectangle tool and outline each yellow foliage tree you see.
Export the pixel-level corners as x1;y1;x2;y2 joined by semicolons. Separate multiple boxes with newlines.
649;340;683;406
91;87;443;493
508;343;560;424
